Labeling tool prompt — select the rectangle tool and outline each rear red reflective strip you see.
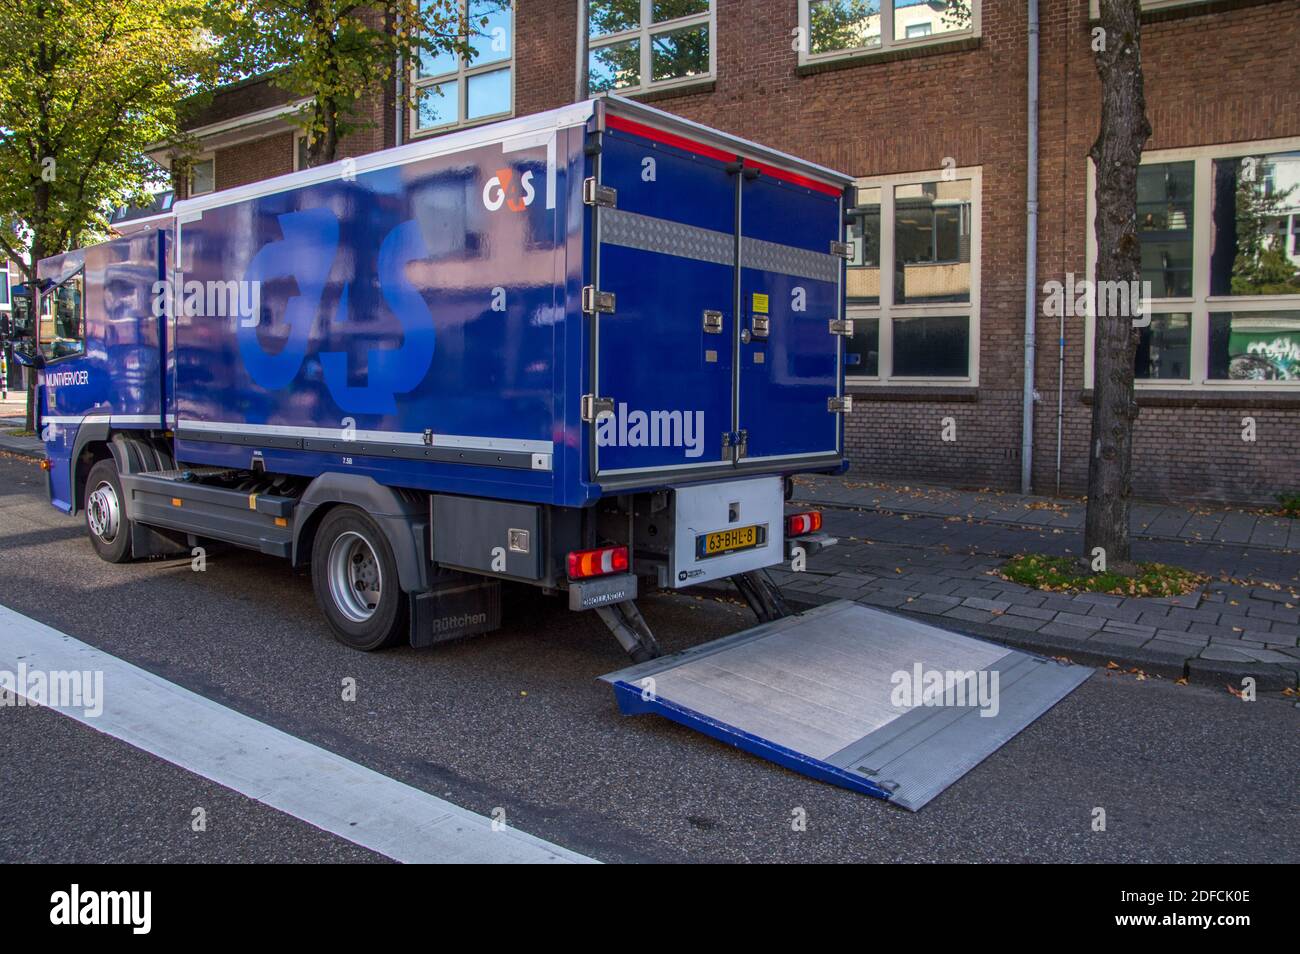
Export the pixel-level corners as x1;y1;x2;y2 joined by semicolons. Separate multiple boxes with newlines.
747;159;843;197
605;114;735;162
605;115;843;197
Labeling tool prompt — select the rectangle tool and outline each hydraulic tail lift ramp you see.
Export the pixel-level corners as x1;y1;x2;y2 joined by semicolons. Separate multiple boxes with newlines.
601;600;1091;811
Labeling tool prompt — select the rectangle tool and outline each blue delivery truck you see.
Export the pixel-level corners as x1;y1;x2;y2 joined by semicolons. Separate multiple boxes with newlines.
14;97;1089;810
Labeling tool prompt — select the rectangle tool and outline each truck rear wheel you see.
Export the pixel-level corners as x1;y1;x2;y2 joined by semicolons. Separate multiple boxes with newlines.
85;458;133;564
311;506;407;651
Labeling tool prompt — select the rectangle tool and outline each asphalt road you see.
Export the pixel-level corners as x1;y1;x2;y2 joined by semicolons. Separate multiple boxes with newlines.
0;451;1296;863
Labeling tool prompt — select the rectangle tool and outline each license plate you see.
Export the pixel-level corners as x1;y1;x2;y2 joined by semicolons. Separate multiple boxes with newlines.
696;524;766;559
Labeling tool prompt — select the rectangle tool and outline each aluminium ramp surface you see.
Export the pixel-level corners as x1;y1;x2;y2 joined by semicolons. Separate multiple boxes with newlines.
601;600;1092;811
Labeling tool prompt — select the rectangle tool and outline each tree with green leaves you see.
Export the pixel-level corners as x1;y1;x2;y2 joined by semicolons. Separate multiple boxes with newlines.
216;0;497;169
1228;158;1300;296
0;0;221;426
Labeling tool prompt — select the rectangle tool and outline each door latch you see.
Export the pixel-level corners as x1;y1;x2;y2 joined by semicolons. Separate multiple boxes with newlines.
703;310;723;334
829;319;854;336
751;314;770;339
830;240;854;259
828;396;853;413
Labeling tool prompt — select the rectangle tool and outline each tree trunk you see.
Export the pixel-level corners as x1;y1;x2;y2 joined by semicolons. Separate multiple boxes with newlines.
305;100;340;168
23;233;46;434
1084;0;1151;569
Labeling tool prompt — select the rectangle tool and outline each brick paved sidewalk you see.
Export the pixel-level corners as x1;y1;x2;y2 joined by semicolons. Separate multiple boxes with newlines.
783;479;1300;692
0;415;42;457
793;474;1300;552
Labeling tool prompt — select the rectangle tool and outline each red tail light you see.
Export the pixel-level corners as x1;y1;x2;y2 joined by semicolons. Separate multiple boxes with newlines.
786;511;822;536
567;545;630;579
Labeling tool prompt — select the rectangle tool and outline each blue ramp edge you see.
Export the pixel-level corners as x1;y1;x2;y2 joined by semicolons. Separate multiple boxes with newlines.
609;679;896;802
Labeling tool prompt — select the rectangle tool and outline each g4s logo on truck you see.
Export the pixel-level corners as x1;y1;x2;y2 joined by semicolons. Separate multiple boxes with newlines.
238;208;435;414
482;168;536;212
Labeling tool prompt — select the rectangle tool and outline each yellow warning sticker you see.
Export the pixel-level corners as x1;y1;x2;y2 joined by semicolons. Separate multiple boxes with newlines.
752;293;769;314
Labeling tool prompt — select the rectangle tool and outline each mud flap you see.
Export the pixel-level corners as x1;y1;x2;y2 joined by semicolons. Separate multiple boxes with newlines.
600;600;1092;810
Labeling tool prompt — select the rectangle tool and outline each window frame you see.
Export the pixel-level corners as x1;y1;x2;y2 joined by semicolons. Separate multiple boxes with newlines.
797;0;980;68
188;154;215;197
1089;0;1216;17
584;0;716;97
846;165;982;387
0;259;10;310
1083;136;1300;391
410;0;516;138
39;268;87;365
293;133;308;171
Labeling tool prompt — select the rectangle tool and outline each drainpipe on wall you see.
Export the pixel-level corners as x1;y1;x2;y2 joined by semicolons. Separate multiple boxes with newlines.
575;2;589;101
395;9;405;148
1020;0;1040;495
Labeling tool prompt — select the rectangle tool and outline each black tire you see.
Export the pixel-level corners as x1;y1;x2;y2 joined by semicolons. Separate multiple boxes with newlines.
311;506;408;651
84;458;133;563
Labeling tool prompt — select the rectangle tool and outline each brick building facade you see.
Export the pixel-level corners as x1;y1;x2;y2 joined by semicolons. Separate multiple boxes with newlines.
169;0;1300;506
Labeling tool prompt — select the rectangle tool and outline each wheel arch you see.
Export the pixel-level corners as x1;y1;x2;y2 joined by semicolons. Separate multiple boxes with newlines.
69;420;113;516
68;426;176;518
294;474;430;594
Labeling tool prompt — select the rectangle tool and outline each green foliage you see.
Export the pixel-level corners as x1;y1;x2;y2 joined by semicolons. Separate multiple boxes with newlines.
214;0;492;167
0;0;221;278
808;0;878;53
1278;493;1300;519
1228;156;1300;296
1000;553;1205;597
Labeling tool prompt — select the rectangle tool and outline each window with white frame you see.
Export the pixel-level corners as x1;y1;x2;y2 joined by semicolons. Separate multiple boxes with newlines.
0;259;10;308
412;0;513;135
189;156;215;196
586;0;714;96
1089;0;1215;17
797;0;977;66
844;168;981;384
1085;138;1300;388
294;133;308;171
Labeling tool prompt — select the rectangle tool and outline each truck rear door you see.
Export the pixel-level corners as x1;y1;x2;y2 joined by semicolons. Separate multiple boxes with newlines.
737;169;844;462
593;115;737;478
589;106;847;481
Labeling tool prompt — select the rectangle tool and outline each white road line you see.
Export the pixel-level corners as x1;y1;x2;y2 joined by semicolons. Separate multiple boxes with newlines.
0;604;596;864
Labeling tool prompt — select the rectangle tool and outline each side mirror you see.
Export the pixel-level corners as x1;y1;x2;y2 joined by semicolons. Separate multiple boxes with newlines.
11;339;44;369
9;291;36;340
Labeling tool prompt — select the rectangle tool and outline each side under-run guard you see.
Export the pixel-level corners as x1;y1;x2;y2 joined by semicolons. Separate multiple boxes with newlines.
600;600;1092;811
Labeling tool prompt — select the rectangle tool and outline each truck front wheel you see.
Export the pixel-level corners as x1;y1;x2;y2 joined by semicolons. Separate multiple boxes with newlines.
85;458;133;563
311;506;407;651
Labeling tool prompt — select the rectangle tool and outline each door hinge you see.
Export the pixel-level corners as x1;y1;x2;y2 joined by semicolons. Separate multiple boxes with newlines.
582;285;616;315
828;396;853;414
830;240;853;259
582;177;618;208
829;319;854;336
703;309;723;334
722;429;748;461
582;394;615;423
